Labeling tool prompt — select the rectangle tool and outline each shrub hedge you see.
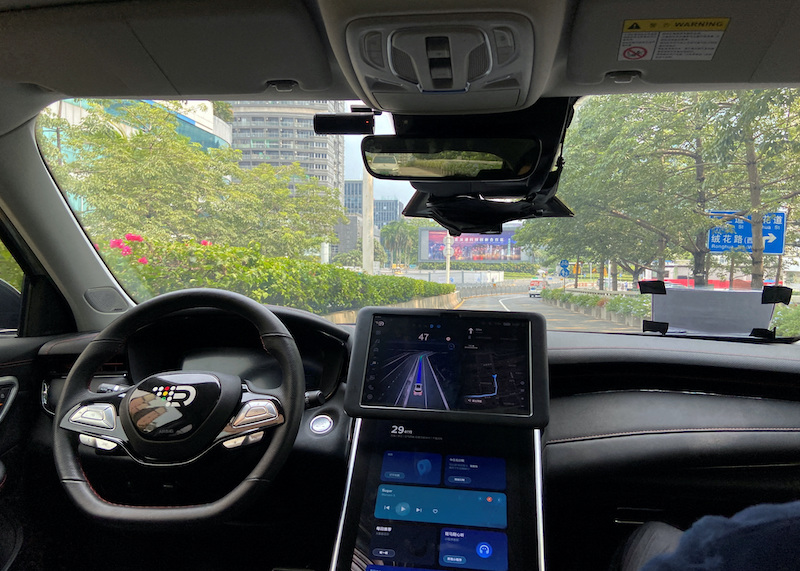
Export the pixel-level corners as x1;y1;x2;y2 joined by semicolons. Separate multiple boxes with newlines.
100;236;455;314
771;303;800;337
542;287;651;318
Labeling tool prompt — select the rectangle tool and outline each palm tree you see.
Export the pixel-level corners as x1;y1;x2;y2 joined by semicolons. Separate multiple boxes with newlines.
381;220;417;265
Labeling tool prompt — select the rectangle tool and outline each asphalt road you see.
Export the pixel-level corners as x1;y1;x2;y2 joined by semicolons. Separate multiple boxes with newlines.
459;294;639;333
373;350;450;410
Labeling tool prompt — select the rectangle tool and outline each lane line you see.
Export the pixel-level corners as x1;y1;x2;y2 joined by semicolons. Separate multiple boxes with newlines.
498;295;527;311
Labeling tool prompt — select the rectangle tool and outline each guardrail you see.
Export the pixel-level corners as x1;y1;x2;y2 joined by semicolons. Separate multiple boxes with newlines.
457;282;529;297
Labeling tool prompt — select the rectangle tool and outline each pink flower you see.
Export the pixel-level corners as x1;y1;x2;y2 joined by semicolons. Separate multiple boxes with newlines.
120;245;132;256
200;240;212;246
109;239;124;249
93;243;100;251
137;257;148;264
125;233;143;242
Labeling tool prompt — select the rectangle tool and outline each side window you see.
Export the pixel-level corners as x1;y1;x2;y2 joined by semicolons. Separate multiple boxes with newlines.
0;242;23;333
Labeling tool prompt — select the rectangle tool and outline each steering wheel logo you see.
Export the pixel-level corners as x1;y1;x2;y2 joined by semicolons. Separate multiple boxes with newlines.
150;385;197;408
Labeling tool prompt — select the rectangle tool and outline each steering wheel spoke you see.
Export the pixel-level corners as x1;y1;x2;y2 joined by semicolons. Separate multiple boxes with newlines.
216;389;286;450
53;289;304;524
60;393;130;452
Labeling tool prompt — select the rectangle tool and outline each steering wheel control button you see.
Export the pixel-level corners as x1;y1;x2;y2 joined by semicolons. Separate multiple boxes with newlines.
223;430;265;449
79;434;118;451
231;400;280;428
310;414;334;434
223;435;246;449
70;404;116;429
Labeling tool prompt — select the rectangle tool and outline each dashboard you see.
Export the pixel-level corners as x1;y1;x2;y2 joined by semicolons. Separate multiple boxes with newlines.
22;307;800;570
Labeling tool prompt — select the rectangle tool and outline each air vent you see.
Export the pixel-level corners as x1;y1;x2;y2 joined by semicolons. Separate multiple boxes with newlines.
41;355;129;415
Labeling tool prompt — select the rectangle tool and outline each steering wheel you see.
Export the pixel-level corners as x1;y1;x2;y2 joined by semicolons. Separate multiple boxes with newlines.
53;289;304;524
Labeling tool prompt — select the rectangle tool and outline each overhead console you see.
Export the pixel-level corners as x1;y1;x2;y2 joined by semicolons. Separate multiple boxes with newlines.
332;308;548;571
344;14;535;114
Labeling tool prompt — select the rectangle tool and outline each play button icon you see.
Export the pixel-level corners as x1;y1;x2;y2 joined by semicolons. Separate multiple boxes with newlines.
395;502;411;516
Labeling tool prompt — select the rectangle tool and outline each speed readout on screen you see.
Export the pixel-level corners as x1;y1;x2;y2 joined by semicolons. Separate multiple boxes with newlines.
360;314;531;415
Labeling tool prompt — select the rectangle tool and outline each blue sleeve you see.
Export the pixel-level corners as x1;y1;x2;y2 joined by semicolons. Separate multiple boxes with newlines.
641;500;800;571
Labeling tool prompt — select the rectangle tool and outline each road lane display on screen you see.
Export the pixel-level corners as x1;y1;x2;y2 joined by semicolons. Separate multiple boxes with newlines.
345;309;548;426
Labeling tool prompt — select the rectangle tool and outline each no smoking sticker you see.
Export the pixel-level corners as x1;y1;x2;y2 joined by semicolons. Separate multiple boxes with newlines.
623;46;648;60
618;18;729;61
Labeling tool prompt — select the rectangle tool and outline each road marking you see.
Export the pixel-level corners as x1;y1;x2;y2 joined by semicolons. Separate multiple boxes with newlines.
426;358;451;410
498;295;527;311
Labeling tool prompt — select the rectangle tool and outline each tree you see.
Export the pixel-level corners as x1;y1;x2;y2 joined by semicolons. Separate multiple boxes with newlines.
331;239;387;266
380;219;418;265
212;101;233;123
515;90;800;288
705;90;800;287
38;100;345;259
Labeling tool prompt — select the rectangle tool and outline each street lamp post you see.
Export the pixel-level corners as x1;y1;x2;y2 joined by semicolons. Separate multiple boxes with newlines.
444;234;455;285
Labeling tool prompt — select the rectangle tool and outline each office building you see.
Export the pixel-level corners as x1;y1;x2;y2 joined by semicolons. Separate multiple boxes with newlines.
229;101;346;193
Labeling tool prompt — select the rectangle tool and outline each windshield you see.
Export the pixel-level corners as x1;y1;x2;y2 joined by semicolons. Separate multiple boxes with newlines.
36;94;800;338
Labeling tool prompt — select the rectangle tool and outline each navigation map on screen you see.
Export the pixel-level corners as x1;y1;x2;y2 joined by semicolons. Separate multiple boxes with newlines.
360;314;531;416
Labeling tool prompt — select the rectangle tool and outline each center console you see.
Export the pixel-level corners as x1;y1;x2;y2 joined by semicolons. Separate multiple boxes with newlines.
331;308;548;571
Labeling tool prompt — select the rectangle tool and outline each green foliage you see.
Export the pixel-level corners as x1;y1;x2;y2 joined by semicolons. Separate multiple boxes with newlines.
212;101;233;123
38;100;345;259
514;90;800;288
380;219;419;265
573;294;601;307
541;287;559;301
331;239;388;266
0;242;23;291
542;287;650;318
604;295;651;318
99;235;454;313
771;303;800;337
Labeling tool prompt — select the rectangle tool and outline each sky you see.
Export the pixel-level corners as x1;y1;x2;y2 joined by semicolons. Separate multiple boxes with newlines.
343;111;416;205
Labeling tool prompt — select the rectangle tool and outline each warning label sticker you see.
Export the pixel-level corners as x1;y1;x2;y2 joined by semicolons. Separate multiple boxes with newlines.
619;18;729;61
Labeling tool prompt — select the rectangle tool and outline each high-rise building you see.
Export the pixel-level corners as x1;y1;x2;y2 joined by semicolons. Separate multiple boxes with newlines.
229;101;346;194
375;199;404;228
343;181;403;228
344;180;363;215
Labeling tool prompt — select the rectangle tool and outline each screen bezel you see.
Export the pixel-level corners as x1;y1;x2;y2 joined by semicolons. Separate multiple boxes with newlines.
331;419;541;571
344;308;548;427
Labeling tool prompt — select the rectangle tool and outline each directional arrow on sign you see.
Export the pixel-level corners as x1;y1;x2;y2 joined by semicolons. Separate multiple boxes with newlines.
707;211;786;255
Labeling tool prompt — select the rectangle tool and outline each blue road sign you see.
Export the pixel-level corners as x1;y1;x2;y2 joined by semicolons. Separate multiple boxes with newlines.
707;211;786;255
559;259;569;268
558;268;570;278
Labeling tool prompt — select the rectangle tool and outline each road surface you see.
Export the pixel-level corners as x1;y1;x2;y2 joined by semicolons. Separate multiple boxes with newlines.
372;350;450;410
459;294;639;333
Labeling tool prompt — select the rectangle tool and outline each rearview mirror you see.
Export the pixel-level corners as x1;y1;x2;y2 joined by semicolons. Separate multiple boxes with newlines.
361;136;541;181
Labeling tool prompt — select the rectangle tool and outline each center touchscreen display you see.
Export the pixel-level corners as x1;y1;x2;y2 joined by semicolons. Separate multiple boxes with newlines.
370;451;508;571
360;313;531;416
334;419;540;571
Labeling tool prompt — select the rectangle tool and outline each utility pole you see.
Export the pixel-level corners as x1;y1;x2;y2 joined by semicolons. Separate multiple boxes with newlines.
362;166;374;274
